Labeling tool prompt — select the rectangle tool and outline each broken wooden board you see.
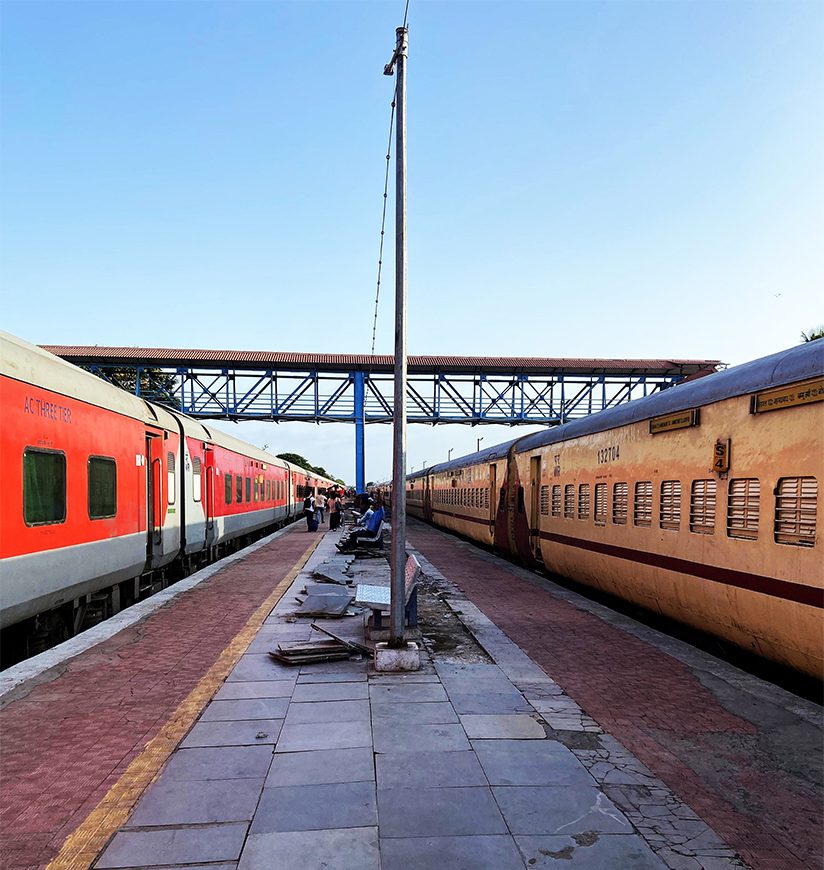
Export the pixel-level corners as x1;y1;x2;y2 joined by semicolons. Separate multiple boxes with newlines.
310;623;373;657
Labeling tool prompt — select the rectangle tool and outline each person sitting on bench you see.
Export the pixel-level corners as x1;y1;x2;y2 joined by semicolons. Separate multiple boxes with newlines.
338;496;384;550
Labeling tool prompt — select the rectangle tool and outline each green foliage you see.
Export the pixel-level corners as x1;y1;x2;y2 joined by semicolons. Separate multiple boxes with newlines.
800;326;824;342
92;367;181;409
277;453;340;483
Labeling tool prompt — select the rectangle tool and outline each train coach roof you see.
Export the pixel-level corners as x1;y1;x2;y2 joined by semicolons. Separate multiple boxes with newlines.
410;341;823;477
513;340;824;455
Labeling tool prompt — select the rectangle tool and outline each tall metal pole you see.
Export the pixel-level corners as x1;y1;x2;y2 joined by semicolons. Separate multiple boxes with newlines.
385;26;408;648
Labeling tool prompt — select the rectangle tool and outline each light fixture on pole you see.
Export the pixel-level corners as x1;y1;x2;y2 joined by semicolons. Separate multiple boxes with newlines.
477;436;484;452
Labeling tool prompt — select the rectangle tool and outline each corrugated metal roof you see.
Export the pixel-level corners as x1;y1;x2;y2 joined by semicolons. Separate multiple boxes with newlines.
41;346;721;376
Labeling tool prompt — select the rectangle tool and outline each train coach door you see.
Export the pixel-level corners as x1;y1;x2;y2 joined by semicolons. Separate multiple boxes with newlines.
489;464;497;532
529;456;542;560
145;432;163;562
204;446;216;546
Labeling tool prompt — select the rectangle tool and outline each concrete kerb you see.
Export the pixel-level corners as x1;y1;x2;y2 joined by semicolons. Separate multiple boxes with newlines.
0;522;304;700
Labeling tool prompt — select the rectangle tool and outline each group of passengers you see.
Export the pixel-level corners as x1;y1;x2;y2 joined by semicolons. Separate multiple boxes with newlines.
302;489;343;531
335;493;385;551
302;487;385;551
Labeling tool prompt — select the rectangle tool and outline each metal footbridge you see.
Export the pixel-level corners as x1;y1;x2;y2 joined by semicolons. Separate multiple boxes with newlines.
43;345;722;490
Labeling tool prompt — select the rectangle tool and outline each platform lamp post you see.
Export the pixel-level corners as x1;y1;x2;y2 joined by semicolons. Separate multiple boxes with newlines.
477;437;484;452
448;448;453;461
384;25;410;652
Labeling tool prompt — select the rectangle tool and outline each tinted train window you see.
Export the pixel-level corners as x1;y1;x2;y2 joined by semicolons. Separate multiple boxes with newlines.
551;485;561;517
88;457;117;519
266;480;271;501
225;473;233;504
612;483;628;524
775;477;817;546
24;448;66;526
727;478;759;540
690;479;716;534
517;486;525;514
594;484;607;525
246;477;251;502
167;452;176;505
578;484;590;520
498;487;506;512
564;485;574;518
192;458;202;502
634;482;652;527
660;480;681;530
236;474;243;502
254;480;259;502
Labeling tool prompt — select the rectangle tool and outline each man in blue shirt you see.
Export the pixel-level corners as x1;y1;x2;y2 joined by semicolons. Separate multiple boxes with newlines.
337;496;385;550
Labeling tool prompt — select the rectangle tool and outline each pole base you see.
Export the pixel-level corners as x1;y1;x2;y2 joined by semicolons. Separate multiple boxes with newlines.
374;641;421;672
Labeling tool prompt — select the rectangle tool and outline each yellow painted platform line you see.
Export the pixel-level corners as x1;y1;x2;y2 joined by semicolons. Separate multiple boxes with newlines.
47;531;322;870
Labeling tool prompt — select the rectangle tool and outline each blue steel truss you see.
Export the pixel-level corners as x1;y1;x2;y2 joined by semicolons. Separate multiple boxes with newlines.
86;364;685;425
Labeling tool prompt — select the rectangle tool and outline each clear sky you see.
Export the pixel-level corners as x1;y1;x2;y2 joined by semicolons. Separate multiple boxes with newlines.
2;0;822;483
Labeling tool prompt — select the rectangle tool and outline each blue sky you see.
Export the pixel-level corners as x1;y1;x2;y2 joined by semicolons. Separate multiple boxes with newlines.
2;0;822;483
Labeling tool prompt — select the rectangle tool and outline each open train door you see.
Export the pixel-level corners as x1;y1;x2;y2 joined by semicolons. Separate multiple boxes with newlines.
145;430;164;565
529;456;542;561
423;472;433;523
204;445;216;547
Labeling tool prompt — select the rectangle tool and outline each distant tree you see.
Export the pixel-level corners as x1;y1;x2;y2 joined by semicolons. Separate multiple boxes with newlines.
277;453;339;482
801;326;824;342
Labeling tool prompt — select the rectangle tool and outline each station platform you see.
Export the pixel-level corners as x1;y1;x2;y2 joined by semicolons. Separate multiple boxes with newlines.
1;519;821;870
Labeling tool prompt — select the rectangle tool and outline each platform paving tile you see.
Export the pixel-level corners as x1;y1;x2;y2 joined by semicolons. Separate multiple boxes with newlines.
200;698;290;721
473;739;595;787
180;719;283;748
461;713;546;739
372;720;470;753
376;750;487;789
295;671;368;683
125;778;265;827
276;720;373;752
238;827;380;870
213;680;296;700
95;823;248;868
250;781;377;833
265;747;375;787
377;785;507;838
493;785;633;835
226;654;296;682
515;834;667;868
290;681;369;702
369;682;448;704
447;691;533;715
282;699;370;724
370;700;459;724
159;746;274;781
380;835;525;870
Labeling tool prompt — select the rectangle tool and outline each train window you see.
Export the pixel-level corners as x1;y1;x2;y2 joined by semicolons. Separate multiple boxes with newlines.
236;474;243;502
24;448;66;526
774;477;817;546
246;477;251;502
88;457;117;519
540;485;550;516
225;473;233;504
594;484;607;525
167;453;176;505
690;479;716;534
578;484;590;520
564;485;574;518
517;486;525;513
498;487;506;512
612;482;628;524
727;478;759;540
660;480;681;530
551;485;561;517
266;480;271;501
192;458;202;502
634;482;653;527
254;480;259;502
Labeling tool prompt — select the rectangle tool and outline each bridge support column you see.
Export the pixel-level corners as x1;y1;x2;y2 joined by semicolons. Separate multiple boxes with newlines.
354;372;366;492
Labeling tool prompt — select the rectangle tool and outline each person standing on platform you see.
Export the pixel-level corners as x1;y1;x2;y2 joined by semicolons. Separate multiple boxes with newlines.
316;491;327;524
329;493;342;530
303;491;316;531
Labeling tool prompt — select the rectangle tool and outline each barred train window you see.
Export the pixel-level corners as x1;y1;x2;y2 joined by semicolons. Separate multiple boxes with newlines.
24;448;67;526
167;452;176;505
690;479;716;534
88;457;117;519
540;485;550;516
660;480;681;530
775;477;817;546
225;472;233;504
634;481;652;527
594;484;607;525
564;484;575;519
193;458;202;502
551;485;561;517
612;482;628;524
578;484;590;520
727;478;759;540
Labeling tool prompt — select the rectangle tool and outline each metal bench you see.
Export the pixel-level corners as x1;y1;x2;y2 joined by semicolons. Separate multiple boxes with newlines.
337;520;385;554
354;553;420;631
